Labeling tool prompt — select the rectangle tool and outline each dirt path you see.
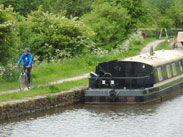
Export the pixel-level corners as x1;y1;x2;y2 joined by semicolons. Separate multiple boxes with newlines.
0;40;165;96
140;40;165;55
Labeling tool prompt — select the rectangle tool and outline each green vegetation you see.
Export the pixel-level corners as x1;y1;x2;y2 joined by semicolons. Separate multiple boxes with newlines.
53;0;94;18
155;40;172;50
0;78;88;102
147;0;183;28
0;5;17;66
0;0;53;16
0;38;155;92
0;0;182;100
0;37;155;101
19;7;94;61
81;3;130;50
0;59;90;91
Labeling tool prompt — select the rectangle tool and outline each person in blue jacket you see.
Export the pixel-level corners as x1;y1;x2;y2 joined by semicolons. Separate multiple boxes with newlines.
17;48;33;85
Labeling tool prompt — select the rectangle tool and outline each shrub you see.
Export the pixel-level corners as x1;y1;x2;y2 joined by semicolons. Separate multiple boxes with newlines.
0;0;54;16
157;16;174;29
0;5;18;65
53;0;94;18
113;31;143;54
17;7;95;61
89;31;143;57
1;64;19;80
81;2;130;50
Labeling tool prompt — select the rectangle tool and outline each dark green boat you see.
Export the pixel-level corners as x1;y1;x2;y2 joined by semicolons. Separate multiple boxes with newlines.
85;50;183;104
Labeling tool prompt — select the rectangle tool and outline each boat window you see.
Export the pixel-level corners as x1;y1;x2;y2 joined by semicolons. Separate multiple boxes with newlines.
172;63;177;76
157;67;163;81
179;61;183;72
166;65;172;78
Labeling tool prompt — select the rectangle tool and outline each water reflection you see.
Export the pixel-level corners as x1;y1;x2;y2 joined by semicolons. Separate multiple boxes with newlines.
0;95;183;137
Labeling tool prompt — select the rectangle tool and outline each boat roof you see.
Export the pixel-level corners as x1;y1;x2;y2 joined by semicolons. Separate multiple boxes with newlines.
118;49;183;67
177;32;183;42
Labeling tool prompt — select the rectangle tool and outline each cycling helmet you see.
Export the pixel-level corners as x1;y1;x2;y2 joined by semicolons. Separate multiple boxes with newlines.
24;48;30;52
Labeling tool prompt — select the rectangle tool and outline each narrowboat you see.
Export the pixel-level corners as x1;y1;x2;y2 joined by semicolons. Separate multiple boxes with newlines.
85;49;183;104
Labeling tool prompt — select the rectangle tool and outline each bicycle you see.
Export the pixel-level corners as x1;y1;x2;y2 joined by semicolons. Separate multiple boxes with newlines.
18;66;32;90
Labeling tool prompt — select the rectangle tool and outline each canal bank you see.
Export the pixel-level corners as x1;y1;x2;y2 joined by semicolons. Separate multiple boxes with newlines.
0;39;165;121
1;95;183;137
0;86;86;121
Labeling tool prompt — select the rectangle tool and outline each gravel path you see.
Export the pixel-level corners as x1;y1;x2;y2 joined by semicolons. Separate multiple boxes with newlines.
140;40;165;55
0;40;165;95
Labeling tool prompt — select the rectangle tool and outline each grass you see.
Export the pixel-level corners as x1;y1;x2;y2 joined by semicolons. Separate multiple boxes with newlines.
155;40;172;50
0;78;88;102
0;59;91;91
0;38;156;92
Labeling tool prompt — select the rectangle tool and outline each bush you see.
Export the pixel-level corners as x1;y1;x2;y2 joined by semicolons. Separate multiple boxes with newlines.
157;16;174;29
81;3;130;50
1;64;19;80
93;0;148;29
0;0;54;16
17;7;95;61
16;20;43;54
112;31;143;54
0;5;18;65
89;31;143;57
53;0;94;18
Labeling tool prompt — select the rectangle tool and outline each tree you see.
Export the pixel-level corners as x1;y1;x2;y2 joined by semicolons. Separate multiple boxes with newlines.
157;16;174;29
147;0;174;15
166;0;183;28
0;5;17;65
0;0;54;16
81;2;130;50
17;8;95;61
93;0;148;30
53;0;94;18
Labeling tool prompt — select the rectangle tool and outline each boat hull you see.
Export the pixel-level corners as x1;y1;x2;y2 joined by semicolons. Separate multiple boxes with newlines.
85;80;183;104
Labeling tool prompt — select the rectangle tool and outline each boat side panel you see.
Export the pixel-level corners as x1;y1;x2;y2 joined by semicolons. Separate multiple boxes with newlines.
85;80;183;104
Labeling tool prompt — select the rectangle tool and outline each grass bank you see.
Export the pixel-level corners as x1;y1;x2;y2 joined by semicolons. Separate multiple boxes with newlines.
155;40;172;50
0;78;88;102
0;38;156;92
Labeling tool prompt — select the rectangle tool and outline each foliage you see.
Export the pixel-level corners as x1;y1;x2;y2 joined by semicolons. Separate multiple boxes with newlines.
146;0;183;28
1;0;183;94
81;2;130;50
157;16;174;29
0;0;54;16
166;0;183;28
53;0;94;18
0;5;18;65
0;37;156;92
18;7;95;61
94;0;148;29
147;0;174;15
115;0;147;29
1;64;19;80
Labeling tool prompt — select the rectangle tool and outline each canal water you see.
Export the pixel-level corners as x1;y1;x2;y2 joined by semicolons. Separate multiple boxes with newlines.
0;95;183;137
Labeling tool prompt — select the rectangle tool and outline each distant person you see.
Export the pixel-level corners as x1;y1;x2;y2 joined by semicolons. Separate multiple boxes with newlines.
142;32;146;39
17;48;33;85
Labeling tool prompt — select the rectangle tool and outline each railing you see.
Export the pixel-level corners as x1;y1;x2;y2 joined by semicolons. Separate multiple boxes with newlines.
89;75;152;89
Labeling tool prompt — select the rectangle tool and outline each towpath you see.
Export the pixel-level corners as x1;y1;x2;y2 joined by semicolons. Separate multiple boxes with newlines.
0;73;89;95
140;40;165;54
0;40;164;95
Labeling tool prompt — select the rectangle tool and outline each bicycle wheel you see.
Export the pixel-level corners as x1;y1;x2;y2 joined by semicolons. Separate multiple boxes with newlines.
27;75;32;89
19;74;26;90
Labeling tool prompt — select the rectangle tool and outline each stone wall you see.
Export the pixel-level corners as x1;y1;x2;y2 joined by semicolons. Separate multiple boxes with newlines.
0;86;87;121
